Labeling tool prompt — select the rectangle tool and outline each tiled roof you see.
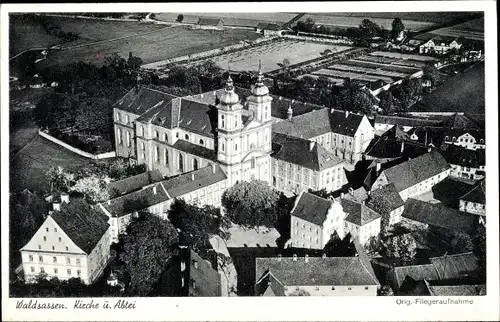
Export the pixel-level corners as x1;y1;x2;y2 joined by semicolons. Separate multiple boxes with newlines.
197;18;223;26
107;170;164;197
341;198;381;226
101;183;170;217
290;192;333;226
113;86;178;116
460;180;485;204
402;198;475;232
273;109;365;139
171;139;217;161
362;158;408;190
188;249;221;296
429;252;478;280
392;264;439;290
178;99;218;137
367;183;405;212
159;164;227;198
364;135;430;159
406;126;446;147
272;133;343;171
343;187;369;203
427;283;486;296
255;256;380;288
375;115;443;127
51;200;109;254
257;22;282;30
381;151;450;192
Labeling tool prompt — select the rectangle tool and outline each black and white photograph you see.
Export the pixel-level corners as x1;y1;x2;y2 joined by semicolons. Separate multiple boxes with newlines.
1;2;498;321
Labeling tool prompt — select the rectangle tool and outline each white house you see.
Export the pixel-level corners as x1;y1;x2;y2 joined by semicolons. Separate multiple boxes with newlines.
419;37;462;55
366;182;405;227
287;192;346;249
340;198;382;245
21;199;111;285
459;180;486;221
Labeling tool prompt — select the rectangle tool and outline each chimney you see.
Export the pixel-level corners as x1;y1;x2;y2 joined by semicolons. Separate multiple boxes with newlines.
191;173;195;181
345;110;349;118
152;185;157;195
401;141;405;153
322;253;327;259
52;202;60;211
60;193;69;204
287;105;293;121
309;141;315;151
293;254;298;261
305;254;309;263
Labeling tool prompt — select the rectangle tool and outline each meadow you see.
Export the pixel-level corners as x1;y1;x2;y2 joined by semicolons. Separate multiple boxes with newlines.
154;12;297;28
211;40;350;73
425;17;484;41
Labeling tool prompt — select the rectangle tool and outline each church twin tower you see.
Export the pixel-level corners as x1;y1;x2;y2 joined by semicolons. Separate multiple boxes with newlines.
216;65;273;186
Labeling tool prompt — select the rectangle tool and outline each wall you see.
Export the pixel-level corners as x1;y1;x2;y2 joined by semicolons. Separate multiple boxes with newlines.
289;216;323;249
399;169;450;201
86;227;112;284
39;131;116;160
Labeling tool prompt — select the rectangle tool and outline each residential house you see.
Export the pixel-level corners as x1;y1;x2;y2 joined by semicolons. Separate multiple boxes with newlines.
21;199;111;284
255;22;282;36
370;151;451;201
161;247;222;296
367;183;405;226
287;192;346;249
419;36;462;55
193;18;224;30
459;180;486;221
387;252;478;293
106;169;164;197
402;198;477;233
443;129;485;150
340;198;382;245
271;133;346;193
273;108;375;164
254;253;380;296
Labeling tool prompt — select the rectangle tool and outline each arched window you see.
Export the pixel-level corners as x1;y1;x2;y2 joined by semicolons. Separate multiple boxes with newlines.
221;115;225;128
480;139;484;144
164;133;168;142
250;143;255;149
116;113;120;121
235;144;238;151
185;134;190;141
155;146;160;162
117;128;122;145
199;139;204;145
193;158;198;170
126;131;131;147
222;143;225;152
164;148;168;165
444;136;449;141
125;114;129;124
452;137;456;142
178;154;184;172
140;126;144;137
141;142;145;150
176;132;179;138
154;130;158;139
235;120;238;128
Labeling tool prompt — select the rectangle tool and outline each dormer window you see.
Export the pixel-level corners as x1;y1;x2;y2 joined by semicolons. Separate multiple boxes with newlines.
185;134;190;141
199;139;204;145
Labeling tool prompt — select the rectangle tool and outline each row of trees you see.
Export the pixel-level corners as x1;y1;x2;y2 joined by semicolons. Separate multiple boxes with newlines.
294;17;406;46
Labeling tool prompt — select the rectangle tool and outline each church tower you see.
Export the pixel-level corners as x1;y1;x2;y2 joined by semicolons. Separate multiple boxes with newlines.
216;65;273;186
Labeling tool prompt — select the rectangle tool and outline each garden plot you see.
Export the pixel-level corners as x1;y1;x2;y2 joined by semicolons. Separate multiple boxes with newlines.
299;74;345;86
312;69;394;84
346;59;421;75
358;55;429;69
426;17;484;41
211;40;350;73
370;51;439;62
326;64;408;79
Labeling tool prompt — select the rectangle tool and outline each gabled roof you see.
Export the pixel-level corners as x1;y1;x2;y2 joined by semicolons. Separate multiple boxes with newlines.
101;183;170;217
255;256;380;289
197;18;223;26
290;192;333;226
341;198;381;226
402;198;475;232
381;151;450;192
367;183;405;212
171;139;217;161
187;249;221;296
159;165;227;198
392;264;439;290
113;86;178;116
364;135;430;160
51;200;109;254
426;282;486;296
429;252;478;280
438;144;484;168
272;133;343;171
107;170;164;197
460;180;485;204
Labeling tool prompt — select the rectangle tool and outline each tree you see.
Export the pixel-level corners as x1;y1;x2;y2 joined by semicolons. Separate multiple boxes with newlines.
366;197;393;233
358;19;381;46
378;90;397;115
70;175;109;204
379;285;394;296
119;214;179;296
323;231;356;257
471;223;486;283
46;166;75;192
423;64;440;87
167;199;231;251
449;231;473;254
221;181;279;228
391;18;405;41
176;14;184;22
382;233;417;266
365;234;382;257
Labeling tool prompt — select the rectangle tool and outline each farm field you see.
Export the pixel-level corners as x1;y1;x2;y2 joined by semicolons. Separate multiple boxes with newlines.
9;15;62;56
307;12;481;24
154;12;297;28
37;25;261;68
412;62;485;114
370;51;439;62
424;17;484;41
297;14;435;31
313;69;395;84
211;40;350;73
10;134;96;193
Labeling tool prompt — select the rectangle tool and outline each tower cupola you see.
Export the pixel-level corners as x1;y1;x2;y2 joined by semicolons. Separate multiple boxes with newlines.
219;74;240;107
251;60;269;96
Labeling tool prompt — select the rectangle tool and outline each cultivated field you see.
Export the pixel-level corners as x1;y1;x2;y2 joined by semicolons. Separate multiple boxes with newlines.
211;40;350;73
425;17;484;41
306;12;481;24
10;134;96;193
412;62;485;113
298;14;435;31
154;12;297;28
9;15;62;56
